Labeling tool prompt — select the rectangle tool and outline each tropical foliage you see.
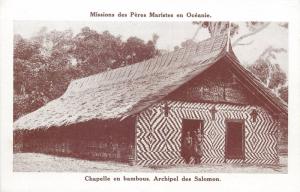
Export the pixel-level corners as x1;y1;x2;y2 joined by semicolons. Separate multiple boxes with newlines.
14;27;159;120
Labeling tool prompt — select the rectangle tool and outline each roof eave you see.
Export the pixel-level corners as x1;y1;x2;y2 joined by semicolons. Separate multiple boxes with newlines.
224;52;288;116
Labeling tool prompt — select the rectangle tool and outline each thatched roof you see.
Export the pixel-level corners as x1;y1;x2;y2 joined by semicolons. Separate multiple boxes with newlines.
224;53;288;116
13;33;287;130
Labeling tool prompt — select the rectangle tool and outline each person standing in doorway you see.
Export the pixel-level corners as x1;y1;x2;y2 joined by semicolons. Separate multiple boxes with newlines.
183;131;193;163
193;129;203;164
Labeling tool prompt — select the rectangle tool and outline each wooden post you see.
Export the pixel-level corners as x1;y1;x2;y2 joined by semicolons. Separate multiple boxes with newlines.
129;115;138;166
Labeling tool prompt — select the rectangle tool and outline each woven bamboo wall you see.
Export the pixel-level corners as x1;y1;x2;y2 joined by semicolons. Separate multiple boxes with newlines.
14;118;136;162
17;133;134;162
135;101;279;166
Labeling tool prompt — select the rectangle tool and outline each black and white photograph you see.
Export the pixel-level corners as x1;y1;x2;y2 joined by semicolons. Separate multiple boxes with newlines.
1;0;300;192
13;21;288;173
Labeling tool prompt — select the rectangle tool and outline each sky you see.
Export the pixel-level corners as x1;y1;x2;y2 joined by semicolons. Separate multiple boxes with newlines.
14;21;288;73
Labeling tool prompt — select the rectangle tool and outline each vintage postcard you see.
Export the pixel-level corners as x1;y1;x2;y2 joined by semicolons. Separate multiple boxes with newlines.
1;0;300;192
12;21;288;172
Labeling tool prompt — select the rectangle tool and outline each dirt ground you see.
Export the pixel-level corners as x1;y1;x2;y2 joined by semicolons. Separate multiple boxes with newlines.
13;153;287;173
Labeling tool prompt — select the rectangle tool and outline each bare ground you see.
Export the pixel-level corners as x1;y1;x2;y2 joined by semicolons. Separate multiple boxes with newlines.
13;153;287;173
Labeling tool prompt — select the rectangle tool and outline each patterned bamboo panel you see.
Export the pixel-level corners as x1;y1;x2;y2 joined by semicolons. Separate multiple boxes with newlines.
135;101;278;166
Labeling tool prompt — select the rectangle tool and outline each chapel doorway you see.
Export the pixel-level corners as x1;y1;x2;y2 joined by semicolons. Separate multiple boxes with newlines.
181;119;203;164
225;120;245;160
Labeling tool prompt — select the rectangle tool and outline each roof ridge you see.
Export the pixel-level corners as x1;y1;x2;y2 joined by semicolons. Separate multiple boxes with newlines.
64;34;228;95
12;33;240;130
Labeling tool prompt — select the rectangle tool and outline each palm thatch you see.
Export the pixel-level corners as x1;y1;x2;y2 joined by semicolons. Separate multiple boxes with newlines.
13;33;287;130
14;34;227;130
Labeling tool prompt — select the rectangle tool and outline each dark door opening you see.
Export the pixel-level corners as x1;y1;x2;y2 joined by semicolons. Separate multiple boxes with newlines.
225;120;245;160
181;119;203;163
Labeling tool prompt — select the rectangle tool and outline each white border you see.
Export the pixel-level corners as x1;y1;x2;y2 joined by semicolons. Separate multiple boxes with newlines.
1;0;300;191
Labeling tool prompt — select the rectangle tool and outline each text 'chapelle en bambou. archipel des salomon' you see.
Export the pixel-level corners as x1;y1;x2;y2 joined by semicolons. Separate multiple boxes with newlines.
84;175;221;182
